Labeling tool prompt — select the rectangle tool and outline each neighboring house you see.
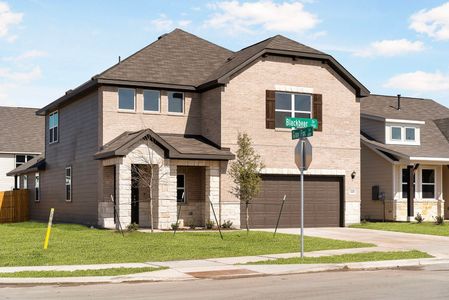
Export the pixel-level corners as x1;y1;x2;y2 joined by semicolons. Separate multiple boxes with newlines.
0;106;44;191
361;95;449;221
9;29;369;229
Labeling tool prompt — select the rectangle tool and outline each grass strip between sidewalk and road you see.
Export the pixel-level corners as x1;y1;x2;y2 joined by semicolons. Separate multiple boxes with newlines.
245;250;432;265
0;266;166;278
0;222;375;267
351;222;449;237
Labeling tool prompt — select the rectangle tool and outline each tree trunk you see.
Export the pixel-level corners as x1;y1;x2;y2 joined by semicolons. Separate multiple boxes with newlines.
246;201;249;233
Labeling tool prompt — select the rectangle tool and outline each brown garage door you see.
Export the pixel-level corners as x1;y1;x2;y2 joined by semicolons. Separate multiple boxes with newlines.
241;175;343;228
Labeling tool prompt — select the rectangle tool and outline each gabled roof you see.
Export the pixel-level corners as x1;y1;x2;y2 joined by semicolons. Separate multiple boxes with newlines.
37;29;369;115
7;155;46;176
0;106;44;153
95;129;235;161
361;95;449;161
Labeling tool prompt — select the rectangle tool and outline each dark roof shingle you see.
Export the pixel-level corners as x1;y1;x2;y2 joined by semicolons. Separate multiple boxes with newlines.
0;106;44;153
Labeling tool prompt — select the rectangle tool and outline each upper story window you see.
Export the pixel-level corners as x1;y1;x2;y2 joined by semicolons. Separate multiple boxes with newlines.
275;92;312;128
168;92;184;114
118;88;135;111
387;124;420;145
143;90;160;112
49;111;58;144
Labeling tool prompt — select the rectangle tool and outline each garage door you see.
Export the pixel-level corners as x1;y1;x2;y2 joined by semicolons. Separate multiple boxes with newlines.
241;175;343;228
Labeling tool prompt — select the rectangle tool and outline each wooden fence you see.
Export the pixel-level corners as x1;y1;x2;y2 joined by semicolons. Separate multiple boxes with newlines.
0;190;29;223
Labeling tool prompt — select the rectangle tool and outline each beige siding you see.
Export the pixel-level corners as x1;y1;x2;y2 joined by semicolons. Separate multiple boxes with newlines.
101;86;202;144
201;87;222;146
0;154;15;191
219;56;361;223
34;91;100;224
361;117;385;142
360;144;393;220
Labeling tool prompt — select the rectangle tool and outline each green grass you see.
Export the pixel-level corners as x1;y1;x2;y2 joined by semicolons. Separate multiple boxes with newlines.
0;222;373;267
0;266;165;278
351;222;449;237
247;250;432;265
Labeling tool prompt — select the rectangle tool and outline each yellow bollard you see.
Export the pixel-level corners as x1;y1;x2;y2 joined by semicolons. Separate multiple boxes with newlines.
43;208;55;250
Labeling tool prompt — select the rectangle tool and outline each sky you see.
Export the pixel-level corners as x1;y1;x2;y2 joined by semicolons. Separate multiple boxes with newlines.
1;0;449;108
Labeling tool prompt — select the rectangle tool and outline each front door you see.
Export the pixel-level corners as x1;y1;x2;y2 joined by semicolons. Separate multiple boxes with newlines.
131;166;139;224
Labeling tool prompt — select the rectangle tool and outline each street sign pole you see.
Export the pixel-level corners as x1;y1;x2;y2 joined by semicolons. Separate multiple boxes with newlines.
300;138;304;259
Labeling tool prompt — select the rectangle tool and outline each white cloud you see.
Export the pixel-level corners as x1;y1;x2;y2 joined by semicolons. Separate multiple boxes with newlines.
384;71;449;92
204;1;319;34
410;2;449;40
0;2;23;41
0;66;42;81
354;39;425;57
3;50;47;62
149;14;192;32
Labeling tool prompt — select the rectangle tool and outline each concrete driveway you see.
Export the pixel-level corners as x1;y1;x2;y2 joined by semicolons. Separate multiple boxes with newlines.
258;227;449;258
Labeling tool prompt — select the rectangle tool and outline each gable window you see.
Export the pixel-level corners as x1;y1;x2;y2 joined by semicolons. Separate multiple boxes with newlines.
176;174;185;203
391;127;402;141
168;92;184;114
143;90;160;112
118;88;135;111
49;111;59;144
65;166;72;202
405;127;416;141
422;169;435;199
401;168;415;199
275;92;312;128
35;172;40;202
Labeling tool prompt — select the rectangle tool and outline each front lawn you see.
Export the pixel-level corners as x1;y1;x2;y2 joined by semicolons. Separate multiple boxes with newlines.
246;250;432;265
351;222;449;237
0;222;373;267
0;266;165;278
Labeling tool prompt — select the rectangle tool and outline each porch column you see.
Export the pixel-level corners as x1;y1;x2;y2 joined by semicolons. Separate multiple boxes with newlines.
407;165;415;219
157;161;177;229
115;162;132;228
205;165;220;225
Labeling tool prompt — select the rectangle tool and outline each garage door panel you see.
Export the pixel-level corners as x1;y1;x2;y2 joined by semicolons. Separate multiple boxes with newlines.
241;175;343;228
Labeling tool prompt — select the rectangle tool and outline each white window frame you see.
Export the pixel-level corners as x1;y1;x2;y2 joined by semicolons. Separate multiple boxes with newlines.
23;175;28;189
386;124;420;145
35;172;40;202
421;168;436;200
401;168;416;200
49;111;59;144
275;92;312;129
176;173;186;203
118;88;136;112
65;166;72;202
143;89;161;113
167;91;185;115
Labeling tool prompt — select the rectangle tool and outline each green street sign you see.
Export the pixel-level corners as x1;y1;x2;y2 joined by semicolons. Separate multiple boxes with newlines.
292;127;314;139
285;117;318;129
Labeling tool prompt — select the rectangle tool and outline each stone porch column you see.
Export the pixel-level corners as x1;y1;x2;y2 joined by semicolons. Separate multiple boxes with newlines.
158;161;177;229
205;165;220;225
116;162;132;228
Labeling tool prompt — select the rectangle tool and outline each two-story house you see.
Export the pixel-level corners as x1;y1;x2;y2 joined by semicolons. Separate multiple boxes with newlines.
0;106;44;191
361;95;449;221
9;29;369;229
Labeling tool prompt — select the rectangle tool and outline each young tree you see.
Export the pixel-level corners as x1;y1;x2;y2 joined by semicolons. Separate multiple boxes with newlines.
229;132;264;232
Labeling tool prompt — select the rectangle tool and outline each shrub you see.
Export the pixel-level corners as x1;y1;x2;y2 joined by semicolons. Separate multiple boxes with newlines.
415;213;424;224
187;221;196;230
222;220;233;229
434;215;444;225
205;219;215;230
126;223;139;232
171;222;180;230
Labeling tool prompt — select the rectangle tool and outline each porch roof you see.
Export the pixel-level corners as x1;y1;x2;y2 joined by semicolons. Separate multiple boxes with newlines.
95;129;235;161
7;155;46;176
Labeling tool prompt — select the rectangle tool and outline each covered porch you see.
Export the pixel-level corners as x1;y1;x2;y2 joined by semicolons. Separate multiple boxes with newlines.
95;129;235;229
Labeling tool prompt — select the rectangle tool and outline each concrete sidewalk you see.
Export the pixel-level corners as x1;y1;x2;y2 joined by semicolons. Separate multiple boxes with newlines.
1;227;449;285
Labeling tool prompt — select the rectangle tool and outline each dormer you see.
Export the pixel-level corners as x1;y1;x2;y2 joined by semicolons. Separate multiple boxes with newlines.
361;113;424;146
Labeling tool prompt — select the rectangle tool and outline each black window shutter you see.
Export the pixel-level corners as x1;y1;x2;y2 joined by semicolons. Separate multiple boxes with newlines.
312;94;323;132
266;90;276;129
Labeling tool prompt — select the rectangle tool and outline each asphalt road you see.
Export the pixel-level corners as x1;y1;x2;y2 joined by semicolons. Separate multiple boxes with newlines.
2;264;449;300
